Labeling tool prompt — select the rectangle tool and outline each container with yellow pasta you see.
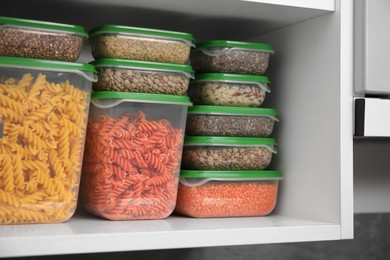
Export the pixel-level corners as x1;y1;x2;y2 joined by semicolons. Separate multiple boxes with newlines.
0;56;96;224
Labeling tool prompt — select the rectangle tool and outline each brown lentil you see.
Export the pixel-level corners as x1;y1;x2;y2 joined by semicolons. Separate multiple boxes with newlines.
94;67;190;95
191;48;270;75
188;82;266;107
186;114;275;137
175;180;279;218
0;28;83;61
91;35;191;64
181;146;273;170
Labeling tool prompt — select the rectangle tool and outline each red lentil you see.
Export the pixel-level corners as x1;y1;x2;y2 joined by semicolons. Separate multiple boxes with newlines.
175;180;279;218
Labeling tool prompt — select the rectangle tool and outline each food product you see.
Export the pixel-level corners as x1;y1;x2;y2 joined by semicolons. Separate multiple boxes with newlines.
83;111;184;220
82;92;191;220
175;170;281;218
0;16;86;61
92;59;193;95
186;106;278;137
191;40;274;75
188;73;270;107
89;25;194;64
181;136;276;170
0;73;90;224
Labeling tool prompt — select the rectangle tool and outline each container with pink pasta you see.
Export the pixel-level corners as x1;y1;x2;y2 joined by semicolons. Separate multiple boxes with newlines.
82;91;192;220
0;56;96;225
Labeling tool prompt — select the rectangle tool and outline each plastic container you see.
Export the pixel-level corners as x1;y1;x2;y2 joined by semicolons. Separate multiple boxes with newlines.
0;16;87;61
83;91;192;220
191;40;274;75
182;136;277;170
175;170;282;218
92;58;194;95
89;25;195;64
0;56;97;225
188;73;270;107
186;105;278;137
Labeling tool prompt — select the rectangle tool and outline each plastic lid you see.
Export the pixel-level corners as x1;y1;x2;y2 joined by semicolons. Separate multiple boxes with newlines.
188;105;278;117
91;58;194;74
91;91;192;106
195;40;273;52
89;24;195;43
192;73;269;84
180;170;282;179
0;16;88;37
184;136;276;146
0;56;97;81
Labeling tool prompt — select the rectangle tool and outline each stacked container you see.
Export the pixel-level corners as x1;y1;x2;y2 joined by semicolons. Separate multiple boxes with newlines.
175;40;282;218
82;25;195;220
89;25;195;95
0;17;97;224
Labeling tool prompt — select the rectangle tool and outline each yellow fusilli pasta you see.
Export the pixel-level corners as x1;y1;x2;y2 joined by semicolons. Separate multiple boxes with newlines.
0;73;89;224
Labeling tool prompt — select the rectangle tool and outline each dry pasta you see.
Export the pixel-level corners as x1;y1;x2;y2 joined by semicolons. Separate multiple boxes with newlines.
0;73;89;224
82;111;183;220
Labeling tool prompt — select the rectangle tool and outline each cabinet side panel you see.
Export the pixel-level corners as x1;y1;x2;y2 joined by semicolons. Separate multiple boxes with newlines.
339;0;354;239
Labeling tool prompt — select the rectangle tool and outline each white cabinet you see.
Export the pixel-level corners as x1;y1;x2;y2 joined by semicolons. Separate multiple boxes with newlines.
0;0;354;258
353;0;390;214
355;0;390;95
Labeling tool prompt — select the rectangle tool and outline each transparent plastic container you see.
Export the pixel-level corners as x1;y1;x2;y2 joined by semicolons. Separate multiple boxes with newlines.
188;73;270;107
89;25;195;64
92;58;194;95
0;16;87;61
0;56;97;225
83;91;192;220
182;136;277;170
175;170;282;218
191;40;274;75
186;105;279;137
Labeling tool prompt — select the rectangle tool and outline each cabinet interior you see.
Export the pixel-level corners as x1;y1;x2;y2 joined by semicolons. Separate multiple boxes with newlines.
0;0;355;257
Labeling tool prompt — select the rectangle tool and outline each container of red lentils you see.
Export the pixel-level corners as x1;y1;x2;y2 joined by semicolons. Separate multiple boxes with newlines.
175;170;282;218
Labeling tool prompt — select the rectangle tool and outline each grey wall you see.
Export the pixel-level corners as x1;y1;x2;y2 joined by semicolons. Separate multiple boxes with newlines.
14;213;390;260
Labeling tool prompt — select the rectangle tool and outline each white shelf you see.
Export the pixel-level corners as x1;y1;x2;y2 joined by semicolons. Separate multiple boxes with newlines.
0;212;340;258
3;0;335;41
77;0;335;12
0;0;355;258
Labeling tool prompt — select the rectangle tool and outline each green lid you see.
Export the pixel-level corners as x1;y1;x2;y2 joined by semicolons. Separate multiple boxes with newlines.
184;136;275;146
192;73;269;84
0;16;88;37
180;170;282;179
195;40;273;52
91;91;192;105
89;25;194;44
0;56;96;74
188;105;278;117
91;58;194;75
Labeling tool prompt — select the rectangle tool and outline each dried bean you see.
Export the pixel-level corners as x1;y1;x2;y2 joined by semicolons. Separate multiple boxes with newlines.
191;48;270;75
182;146;273;170
0;28;83;61
91;35;190;64
175;180;279;218
186;114;275;137
94;67;190;95
188;82;266;107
